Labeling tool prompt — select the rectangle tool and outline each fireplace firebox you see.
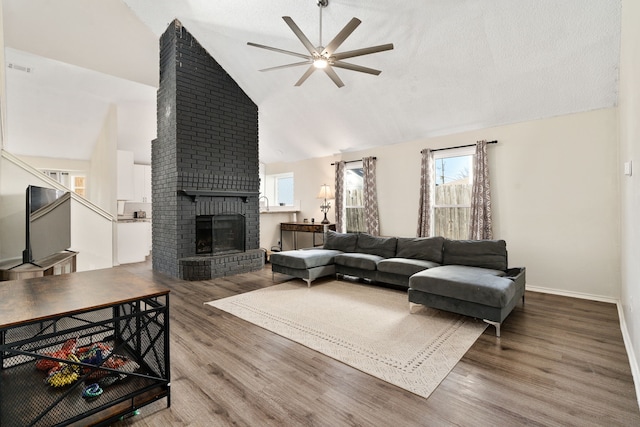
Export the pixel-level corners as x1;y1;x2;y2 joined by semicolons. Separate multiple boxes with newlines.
196;214;245;255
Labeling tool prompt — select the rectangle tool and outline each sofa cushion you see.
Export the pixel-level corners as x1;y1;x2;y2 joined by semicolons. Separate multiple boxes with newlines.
443;239;508;271
335;253;383;271
409;265;512;307
395;237;444;263
355;233;397;258
270;249;343;270
324;230;358;252
377;258;440;276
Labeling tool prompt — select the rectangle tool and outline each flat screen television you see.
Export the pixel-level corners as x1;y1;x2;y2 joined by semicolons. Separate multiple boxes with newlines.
22;185;72;264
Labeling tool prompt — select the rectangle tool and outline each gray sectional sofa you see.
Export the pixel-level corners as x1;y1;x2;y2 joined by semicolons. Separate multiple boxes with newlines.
270;231;526;336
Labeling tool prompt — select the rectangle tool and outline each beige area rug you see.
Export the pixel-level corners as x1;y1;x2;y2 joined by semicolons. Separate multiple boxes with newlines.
206;280;486;399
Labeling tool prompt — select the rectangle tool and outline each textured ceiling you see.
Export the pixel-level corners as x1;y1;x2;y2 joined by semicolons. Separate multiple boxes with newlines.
2;0;621;165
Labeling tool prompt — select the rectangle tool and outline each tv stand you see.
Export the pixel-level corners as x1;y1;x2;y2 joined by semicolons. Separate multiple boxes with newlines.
0;251;77;281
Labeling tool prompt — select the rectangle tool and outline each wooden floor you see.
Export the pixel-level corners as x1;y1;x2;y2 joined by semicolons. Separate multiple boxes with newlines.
115;261;640;427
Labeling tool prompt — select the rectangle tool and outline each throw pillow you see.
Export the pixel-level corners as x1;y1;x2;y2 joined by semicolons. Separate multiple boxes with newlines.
323;230;358;252
443;239;508;270
396;236;445;263
355;233;397;258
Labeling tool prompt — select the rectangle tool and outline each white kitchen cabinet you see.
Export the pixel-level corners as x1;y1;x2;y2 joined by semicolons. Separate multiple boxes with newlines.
134;164;152;203
117;150;134;200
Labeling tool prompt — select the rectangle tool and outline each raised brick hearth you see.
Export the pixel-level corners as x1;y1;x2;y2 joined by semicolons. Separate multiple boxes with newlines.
153;20;263;280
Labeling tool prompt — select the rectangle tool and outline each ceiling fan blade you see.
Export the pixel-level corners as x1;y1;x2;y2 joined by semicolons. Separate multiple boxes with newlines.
283;16;319;55
332;43;394;60
247;42;311;60
323;66;345;88
259;61;312;72
332;61;381;76
294;65;317;86
322;18;361;56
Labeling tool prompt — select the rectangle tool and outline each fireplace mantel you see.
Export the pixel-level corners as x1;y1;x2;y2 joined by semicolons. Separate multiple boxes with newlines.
178;189;260;203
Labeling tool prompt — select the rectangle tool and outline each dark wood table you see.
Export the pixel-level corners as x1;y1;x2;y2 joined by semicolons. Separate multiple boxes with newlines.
0;269;171;426
280;222;336;250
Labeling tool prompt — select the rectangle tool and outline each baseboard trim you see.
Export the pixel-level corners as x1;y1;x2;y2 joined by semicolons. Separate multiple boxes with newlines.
617;301;640;410
526;285;618;304
526;286;640;410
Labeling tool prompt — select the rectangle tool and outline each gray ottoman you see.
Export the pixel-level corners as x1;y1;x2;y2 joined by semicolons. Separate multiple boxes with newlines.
408;265;526;337
270;249;342;286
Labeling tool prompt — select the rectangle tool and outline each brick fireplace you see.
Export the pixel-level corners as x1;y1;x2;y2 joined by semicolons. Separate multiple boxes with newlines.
153;19;263;280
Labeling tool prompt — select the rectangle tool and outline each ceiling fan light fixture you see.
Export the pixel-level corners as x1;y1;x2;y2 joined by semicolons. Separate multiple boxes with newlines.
313;58;328;69
247;0;393;87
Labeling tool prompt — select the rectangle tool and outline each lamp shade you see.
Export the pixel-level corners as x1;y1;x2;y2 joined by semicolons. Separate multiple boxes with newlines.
317;184;335;199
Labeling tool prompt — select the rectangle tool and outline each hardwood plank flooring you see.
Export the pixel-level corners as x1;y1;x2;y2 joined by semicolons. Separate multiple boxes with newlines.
115;262;640;426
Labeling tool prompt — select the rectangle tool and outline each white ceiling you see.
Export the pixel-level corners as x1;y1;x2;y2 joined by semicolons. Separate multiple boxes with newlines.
2;0;621;165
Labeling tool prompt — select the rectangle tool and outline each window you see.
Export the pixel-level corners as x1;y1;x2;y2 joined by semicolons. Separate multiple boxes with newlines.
41;169;87;198
264;172;294;206
345;162;366;232
432;148;474;239
42;170;70;187
73;176;86;198
275;174;294;205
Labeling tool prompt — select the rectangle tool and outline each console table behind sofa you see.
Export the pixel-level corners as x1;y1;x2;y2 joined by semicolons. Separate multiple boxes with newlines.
280;222;336;250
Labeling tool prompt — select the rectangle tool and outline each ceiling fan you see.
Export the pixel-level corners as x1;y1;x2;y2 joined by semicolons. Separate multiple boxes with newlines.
247;0;394;88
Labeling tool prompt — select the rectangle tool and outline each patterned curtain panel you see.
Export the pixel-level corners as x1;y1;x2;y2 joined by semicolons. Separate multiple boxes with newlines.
362;157;380;236
469;140;493;240
416;149;433;237
334;161;346;233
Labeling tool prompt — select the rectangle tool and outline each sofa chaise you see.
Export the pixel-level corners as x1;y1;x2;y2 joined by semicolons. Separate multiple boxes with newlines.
270;231;526;336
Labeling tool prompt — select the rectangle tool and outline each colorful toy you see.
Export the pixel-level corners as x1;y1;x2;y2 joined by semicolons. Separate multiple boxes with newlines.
82;383;103;399
37;339;139;389
35;338;77;371
44;354;80;387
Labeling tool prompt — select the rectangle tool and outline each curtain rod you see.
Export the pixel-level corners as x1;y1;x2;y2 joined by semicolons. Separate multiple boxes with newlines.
423;140;497;154
330;156;376;166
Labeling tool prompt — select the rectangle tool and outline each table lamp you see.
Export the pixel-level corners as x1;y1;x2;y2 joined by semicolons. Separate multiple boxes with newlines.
317;184;335;224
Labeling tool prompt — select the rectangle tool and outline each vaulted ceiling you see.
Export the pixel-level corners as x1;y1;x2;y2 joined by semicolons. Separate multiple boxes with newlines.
2;0;621;165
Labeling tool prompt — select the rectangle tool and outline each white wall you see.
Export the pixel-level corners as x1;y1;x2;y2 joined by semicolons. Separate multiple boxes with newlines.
7;108;119;220
70;201;113;271
0;0;5;259
619;0;640;398
89;104;118;216
0;0;6;150
262;108;620;300
261;157;337;250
